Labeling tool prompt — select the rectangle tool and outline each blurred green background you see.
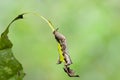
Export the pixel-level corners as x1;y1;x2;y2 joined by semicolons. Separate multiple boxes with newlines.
0;0;120;80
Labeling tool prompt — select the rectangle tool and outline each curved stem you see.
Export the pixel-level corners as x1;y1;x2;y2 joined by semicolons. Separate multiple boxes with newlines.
2;12;55;37
24;12;55;31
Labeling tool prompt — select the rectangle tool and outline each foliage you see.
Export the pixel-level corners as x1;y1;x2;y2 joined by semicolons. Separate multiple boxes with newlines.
0;0;120;80
0;14;25;80
0;12;79;80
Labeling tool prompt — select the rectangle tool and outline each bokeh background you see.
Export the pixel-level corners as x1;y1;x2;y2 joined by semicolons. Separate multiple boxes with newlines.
0;0;120;80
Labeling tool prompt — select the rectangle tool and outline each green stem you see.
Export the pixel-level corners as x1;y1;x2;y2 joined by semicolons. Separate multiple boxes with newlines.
24;12;55;31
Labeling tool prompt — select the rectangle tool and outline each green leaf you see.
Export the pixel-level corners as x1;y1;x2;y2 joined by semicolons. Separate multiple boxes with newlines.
0;14;25;80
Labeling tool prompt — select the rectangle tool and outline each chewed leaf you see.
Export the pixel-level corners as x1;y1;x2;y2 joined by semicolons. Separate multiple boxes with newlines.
57;43;64;64
0;14;25;80
0;13;24;50
1;13;24;37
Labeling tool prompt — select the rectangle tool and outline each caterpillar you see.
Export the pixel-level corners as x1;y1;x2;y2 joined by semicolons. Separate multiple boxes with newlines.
53;28;72;66
53;28;79;77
